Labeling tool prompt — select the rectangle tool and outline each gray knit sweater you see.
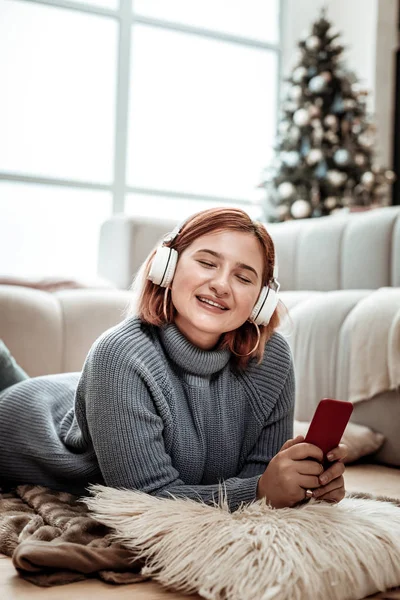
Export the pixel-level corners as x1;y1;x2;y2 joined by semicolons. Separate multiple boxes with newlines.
0;318;294;509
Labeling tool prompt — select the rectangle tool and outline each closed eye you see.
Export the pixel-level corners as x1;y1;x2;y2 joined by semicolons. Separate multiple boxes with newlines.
237;274;252;284
198;260;216;268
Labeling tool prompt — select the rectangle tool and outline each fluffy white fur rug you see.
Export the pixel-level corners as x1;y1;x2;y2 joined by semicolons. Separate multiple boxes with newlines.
86;487;400;600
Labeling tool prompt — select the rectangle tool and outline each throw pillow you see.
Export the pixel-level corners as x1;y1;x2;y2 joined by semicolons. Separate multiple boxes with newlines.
294;419;385;463
87;486;400;600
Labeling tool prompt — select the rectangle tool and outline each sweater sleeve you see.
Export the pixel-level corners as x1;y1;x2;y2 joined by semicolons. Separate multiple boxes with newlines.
238;358;295;479
76;339;261;511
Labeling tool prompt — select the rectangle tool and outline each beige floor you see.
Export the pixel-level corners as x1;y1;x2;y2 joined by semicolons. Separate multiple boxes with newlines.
0;463;399;600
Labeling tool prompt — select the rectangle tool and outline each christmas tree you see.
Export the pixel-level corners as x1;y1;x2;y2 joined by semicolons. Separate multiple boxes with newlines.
261;10;396;222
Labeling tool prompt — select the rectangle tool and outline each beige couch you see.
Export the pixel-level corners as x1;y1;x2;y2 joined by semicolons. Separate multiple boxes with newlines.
0;206;399;599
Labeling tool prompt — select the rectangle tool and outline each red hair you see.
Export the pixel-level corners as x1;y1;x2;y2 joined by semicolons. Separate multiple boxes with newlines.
132;207;284;368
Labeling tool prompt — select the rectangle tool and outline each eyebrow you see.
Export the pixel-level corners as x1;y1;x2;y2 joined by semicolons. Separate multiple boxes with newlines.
195;249;259;279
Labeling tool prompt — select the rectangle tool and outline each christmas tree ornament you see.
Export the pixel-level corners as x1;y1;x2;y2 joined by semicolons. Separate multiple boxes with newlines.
309;75;327;93
332;93;344;113
321;71;332;82
324;196;337;210
282;151;300;168
312;207;323;218
307;148;323;165
324;114;338;129
359;131;374;149
276;205;290;220
277;182;296;199
324;131;339;144
293;66;307;83
278;120;290;134
314;159;328;179
343;98;356;110
305;36;321;50
308;105;321;118
354;153;366;166
308;66;318;77
291;199;312;218
327;169;347;186
361;171;375;188
334;149;351;166
315;97;324;107
384;169;396;183
293;108;310;127
290;85;303;100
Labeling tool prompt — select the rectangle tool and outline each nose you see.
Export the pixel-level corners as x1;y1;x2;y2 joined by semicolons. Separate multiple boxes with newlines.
209;270;230;297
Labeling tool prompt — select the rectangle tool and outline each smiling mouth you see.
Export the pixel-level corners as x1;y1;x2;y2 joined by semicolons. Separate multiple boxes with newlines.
196;296;229;311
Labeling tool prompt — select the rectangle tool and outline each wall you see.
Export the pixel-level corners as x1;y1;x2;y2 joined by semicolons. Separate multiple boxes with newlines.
281;0;398;167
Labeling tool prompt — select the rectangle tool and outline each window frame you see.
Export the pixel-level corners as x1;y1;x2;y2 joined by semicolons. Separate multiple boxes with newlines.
0;0;283;214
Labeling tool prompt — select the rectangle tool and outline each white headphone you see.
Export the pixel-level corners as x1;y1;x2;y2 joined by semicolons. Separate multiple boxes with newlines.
147;223;280;326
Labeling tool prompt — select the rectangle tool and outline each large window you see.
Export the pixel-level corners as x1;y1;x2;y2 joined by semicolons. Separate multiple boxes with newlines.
0;0;281;278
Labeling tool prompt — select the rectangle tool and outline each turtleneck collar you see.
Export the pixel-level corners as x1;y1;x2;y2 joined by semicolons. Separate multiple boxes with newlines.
159;324;231;376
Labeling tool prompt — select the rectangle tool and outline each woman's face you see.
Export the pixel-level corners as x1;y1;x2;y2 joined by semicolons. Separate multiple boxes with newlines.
171;230;265;349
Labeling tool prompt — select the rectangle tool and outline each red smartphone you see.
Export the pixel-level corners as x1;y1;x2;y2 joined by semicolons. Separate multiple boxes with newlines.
304;398;353;462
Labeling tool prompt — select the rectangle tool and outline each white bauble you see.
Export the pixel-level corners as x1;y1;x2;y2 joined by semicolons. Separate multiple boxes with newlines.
334;149;351;166
343;98;356;110
292;66;307;83
293;108;310;127
307;148;323;165
324;114;338;129
385;169;396;183
277;182;296;199
305;36;321;51
324;196;337;210
276;204;290;220
291;199;312;219
327;170;347;187
359;132;374;149
309;75;326;93
289;85;303;100
282;150;300;168
278;120;290;134
361;171;375;188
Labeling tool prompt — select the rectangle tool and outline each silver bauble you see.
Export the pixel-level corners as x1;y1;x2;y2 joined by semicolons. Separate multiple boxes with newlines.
277;182;296;199
307;148;323;165
309;75;326;93
324;114;338;129
291;199;312;219
334;149;351;166
293;66;307;83
361;171;375;188
305;36;321;51
293;108;310;127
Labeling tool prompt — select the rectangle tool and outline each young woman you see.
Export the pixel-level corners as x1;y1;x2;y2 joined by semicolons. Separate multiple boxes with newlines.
0;208;346;509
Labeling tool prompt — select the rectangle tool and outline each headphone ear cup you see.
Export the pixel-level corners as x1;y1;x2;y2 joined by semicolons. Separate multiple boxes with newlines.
148;246;178;287
250;286;279;326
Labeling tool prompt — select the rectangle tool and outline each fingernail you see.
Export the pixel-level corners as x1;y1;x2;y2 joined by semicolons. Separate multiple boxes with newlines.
320;475;327;484
327;453;334;461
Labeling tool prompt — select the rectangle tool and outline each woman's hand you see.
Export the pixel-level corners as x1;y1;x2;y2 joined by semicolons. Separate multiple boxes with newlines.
311;443;347;503
257;436;324;508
